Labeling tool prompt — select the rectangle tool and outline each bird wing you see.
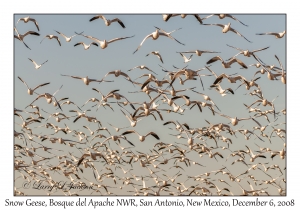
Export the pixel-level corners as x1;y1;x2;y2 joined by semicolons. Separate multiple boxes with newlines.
249;99;262;108
179;52;187;60
53;96;63;111
141;78;152;90
207;56;223;64
205;66;218;78
91;42;98;47
55;30;67;39
157;53;163;63
24;31;40;37
253;46;270;53
275;55;285;73
193;14;203;24
226;44;243;52
28;58;37;66
111;18;126;28
169;70;185;86
229;58;247;69
121;130;136;136
108;35;134;44
229;28;252;43
226;88;234;94
32;82;50;91
203;23;225;28
163;14;173;22
213;73;226;84
201;14;214;21
251;117;262;127
226;14;248;26
55;36;61;46
119;71;132;80
61;74;82;80
41;60;48;66
74;42;84;47
178;51;195;53
17;18;24;24
77;154;89;166
81;34;101;43
133;34;152;54
29;18;40;31
256;32;279;36
18;76;29;89
22;41;31;50
52;85;63;96
217;112;231;119
27;94;44;107
89;15;104;22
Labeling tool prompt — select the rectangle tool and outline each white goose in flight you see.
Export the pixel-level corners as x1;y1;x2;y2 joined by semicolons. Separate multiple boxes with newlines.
163;14;203;24
207;56;248;69
146;51;164;63
74;42;98;50
177;49;220;56
89;15;125;28
28;58;48;70
226;44;270;60
216;112;252;126
203;22;252;42
256;30;286;39
26;85;63;111
55;30;82;42
14;27;40;50
179;53;193;63
61;74;112;85
202;14;248;26
17;16;40;31
133;27;184;54
40;34;61;46
121;130;160;142
77;32;134;49
18;76;50;95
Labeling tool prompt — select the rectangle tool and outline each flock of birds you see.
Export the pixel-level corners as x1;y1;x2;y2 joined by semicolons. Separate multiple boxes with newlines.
14;14;286;196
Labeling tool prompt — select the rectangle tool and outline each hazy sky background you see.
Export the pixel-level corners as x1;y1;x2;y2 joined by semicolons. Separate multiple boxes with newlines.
13;13;287;196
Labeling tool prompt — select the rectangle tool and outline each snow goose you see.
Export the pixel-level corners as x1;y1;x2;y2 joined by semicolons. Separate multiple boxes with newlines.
61;74;112;85
28;58;48;69
177;49;220;56
179;53;193;63
40;34;61;46
203;22;251;42
226;44;270;60
146;51;164;63
89;15;125;28
17;16;40;31
55;30;82;42
256;30;285;39
216;112;252;126
207;56;248;69
14;27;40;50
74;42;98;50
77;32;134;49
18;76;50;95
26;85;63;111
133;27;183;54
275;55;286;84
121;130;160;142
163;14;203;24
202;14;248;26
128;65;157;75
